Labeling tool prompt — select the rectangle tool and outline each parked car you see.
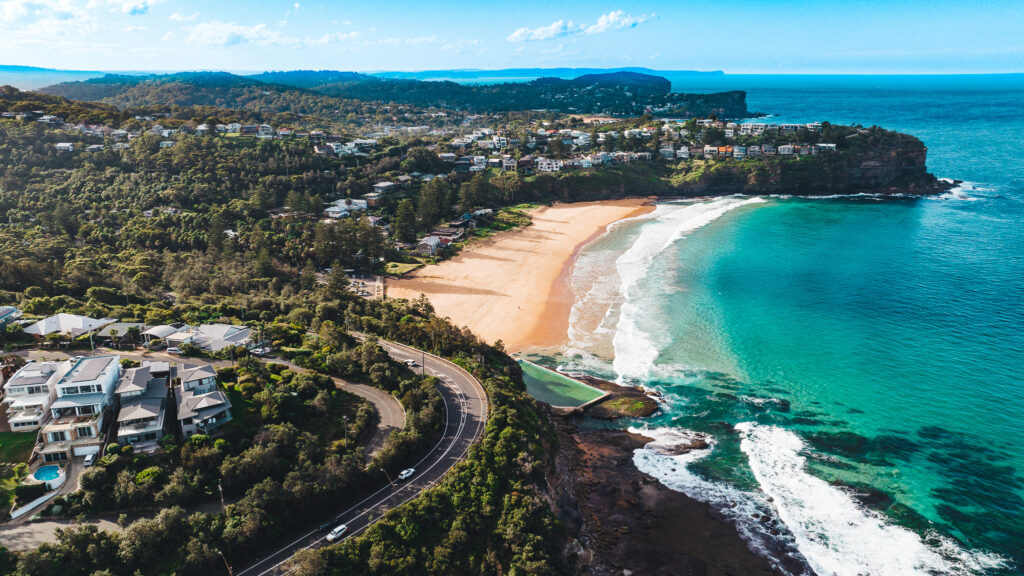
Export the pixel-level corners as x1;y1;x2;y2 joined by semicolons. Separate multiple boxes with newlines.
166;347;182;355
326;524;348;542
83;453;96;467
398;468;415;480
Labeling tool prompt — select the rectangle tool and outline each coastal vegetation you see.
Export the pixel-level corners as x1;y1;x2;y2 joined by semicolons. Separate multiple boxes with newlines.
42;70;751;118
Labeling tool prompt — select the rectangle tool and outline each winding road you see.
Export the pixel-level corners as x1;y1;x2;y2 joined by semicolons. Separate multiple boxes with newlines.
234;339;488;576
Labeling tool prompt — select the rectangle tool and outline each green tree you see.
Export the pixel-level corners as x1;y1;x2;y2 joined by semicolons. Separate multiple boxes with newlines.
395;199;417;243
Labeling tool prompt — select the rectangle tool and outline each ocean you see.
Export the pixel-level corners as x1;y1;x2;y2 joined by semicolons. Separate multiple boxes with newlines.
531;75;1024;575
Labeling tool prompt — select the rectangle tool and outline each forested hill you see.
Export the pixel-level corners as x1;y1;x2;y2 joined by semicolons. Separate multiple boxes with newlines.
43;70;750;118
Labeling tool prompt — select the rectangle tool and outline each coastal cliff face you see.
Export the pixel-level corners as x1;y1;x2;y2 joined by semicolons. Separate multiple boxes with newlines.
672;136;940;196
521;127;949;202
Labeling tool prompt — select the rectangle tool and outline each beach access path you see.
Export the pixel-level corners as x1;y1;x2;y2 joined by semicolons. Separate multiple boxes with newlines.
389;198;654;352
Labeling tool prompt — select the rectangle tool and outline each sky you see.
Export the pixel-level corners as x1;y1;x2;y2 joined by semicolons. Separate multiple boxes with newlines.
0;0;1022;74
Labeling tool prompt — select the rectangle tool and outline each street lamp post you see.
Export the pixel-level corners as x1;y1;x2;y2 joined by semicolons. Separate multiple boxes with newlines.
380;468;396;507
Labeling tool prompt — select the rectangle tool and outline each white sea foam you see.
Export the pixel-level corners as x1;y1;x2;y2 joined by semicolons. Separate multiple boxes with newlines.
735;422;1009;576
612;197;766;381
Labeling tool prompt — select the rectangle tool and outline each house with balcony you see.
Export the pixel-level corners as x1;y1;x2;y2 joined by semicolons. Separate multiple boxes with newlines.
174;365;232;438
115;365;167;449
38;355;121;461
2;361;67;432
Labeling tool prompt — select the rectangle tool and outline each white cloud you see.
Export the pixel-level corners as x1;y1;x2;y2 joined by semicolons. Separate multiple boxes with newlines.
113;0;164;16
292;2;298;10
169;11;198;21
583;10;652;35
506;19;576;42
363;35;439;46
187;20;299;47
312;30;360;45
160;30;173;41
0;0;84;28
121;24;146;31
507;10;653;42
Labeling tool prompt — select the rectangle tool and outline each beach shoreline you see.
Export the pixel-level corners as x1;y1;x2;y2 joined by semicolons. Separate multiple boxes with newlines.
388;198;655;352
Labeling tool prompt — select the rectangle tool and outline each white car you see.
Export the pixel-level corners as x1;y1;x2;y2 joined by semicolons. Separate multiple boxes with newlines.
404;359;417;367
166;347;182;355
325;524;348;542
83;453;96;467
398;468;415;481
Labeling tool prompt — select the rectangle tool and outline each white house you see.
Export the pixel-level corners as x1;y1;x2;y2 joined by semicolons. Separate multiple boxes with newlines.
23;313;113;337
536;158;562;172
38;355;121;461
2;361;67;432
778;145;796;155
54;143;74;152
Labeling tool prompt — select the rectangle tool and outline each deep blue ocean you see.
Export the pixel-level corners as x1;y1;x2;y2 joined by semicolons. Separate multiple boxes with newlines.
531;74;1024;575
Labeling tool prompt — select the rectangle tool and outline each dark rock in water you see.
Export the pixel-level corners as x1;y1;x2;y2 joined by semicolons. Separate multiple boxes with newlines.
550;421;808;576
647;436;711;456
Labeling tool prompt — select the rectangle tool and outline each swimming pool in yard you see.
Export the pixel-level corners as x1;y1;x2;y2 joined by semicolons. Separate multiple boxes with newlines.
33;465;61;482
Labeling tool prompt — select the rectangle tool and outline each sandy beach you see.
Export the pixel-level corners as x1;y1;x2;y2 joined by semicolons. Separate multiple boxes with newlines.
388;198;654;352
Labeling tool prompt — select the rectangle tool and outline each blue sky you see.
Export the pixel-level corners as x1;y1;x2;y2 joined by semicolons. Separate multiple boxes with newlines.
1;0;1022;73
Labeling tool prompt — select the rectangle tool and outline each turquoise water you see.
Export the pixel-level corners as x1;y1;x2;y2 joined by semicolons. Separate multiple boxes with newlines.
33;465;61;482
554;76;1024;575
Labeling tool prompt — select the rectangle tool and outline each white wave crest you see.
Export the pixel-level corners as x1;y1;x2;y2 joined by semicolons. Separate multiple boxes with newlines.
735;422;1009;576
612;197;766;381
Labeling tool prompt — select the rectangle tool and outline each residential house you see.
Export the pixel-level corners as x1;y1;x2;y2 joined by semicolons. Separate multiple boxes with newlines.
86;144;105;152
501;158;517;171
0;306;22;327
362;192;385;207
195;124;210;135
258;124;274;138
94;322;146;348
2;361;66;432
24;313;113;337
372;182;397;195
733;146;747;159
703;145;719;157
778;145;796;155
54;143;74;152
113;142;130;150
159;140;175;149
324;198;369;219
163;324;253;353
660;148;676;160
239;125;260;137
115;366;167;448
416;236;441;256
536;158;562;172
38;355;121;461
676;147;690;159
175;365;232;437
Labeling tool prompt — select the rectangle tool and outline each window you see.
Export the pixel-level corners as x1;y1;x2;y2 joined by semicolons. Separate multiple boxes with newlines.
48;431;67;442
76;426;94;438
78;405;97;415
44;452;67;462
